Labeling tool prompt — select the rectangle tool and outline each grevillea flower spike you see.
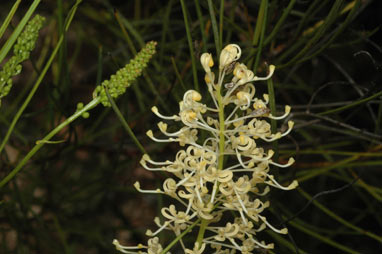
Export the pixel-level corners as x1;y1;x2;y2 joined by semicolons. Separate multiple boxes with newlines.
114;43;297;254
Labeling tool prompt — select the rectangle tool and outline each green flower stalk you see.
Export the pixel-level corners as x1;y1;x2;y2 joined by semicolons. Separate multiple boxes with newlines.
114;44;297;253
0;14;45;106
0;40;157;188
93;41;157;107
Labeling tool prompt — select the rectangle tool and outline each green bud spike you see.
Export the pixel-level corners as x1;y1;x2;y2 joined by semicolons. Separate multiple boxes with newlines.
0;14;45;105
93;41;157;107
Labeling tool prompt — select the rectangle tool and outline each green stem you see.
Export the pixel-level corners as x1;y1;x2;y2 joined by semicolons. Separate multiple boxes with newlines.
0;98;100;189
104;86;146;154
180;0;199;91
252;0;268;73
288;219;361;254
0;0;41;64
225;0;238;43
196;84;226;248
0;0;22;39
193;0;207;53
171;56;186;91
318;90;382;116
252;0;267;47
278;0;344;68
0;0;82;154
298;188;382;242
195;219;209;247
207;0;221;56
263;0;296;46
218;0;224;51
161;218;201;254
297;156;358;182
266;230;308;254
217;85;225;171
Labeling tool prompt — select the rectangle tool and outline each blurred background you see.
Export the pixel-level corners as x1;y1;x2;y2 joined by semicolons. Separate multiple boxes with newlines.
0;0;381;253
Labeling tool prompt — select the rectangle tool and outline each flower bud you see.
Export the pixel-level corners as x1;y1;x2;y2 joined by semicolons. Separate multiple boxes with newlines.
219;44;241;69
200;53;214;73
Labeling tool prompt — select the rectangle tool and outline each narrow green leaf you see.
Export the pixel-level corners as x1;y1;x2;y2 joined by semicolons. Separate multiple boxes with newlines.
0;0;41;64
180;0;199;91
0;0;22;39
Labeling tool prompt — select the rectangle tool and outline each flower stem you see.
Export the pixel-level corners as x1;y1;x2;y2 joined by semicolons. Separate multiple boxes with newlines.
195;219;209;247
217;85;226;171
195;84;226;248
161;218;201;254
0;98;100;188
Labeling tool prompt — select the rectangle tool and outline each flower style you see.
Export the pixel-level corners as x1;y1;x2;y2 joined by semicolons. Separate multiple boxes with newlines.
114;44;297;253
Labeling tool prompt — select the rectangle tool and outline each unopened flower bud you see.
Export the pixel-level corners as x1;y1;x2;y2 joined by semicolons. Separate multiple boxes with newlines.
219;44;241;69
200;53;214;73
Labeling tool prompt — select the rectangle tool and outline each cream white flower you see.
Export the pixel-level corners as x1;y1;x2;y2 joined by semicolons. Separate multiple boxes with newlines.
115;44;297;254
185;242;206;254
112;237;166;254
232;63;254;86
219;44;241;69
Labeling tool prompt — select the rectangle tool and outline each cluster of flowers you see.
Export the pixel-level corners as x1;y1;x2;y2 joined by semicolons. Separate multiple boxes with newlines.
0;15;45;105
93;41;157;107
114;44;297;253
